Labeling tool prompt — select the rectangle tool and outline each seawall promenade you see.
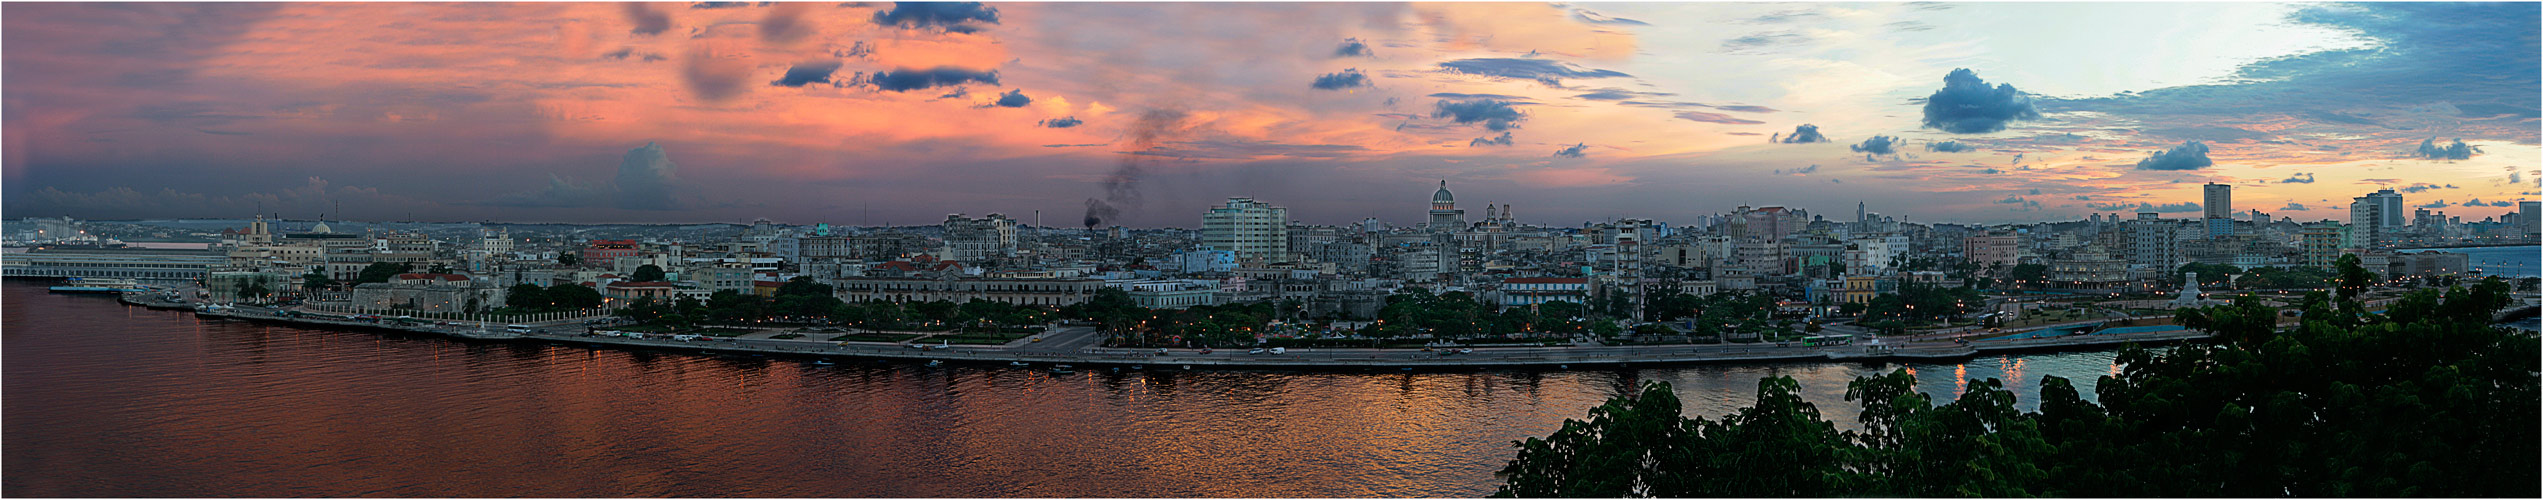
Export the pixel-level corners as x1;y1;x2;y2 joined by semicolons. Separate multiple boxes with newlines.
136;290;2214;371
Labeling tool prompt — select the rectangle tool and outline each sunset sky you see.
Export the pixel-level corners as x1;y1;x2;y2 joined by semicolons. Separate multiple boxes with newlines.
6;2;2536;227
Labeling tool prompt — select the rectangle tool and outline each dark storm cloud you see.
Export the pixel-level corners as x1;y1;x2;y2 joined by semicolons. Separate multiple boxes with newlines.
871;2;1000;32
623;3;672;35
1925;140;1975;153
682;51;752;101
1431;99;1525;131
1311;69;1370;90
1850;135;1900;156
1334;38;1372;57
2465;199;2514;207
861;67;1000;92
2420;200;2452;208
1438;58;1629;86
2281;172;2316;184
760;3;814;43
1039;116;1082;128
1777;124;1827;143
2283;203;2309;211
484;174;609;208
2415;138;2481;160
1919;68;2041;133
616;142;686;210
2053;3;2539;124
993;89;1031;107
481;142;689;209
1469;132;1513;147
1553;143;1588;158
691;2;761;9
2134;141;2213;171
771;61;842;87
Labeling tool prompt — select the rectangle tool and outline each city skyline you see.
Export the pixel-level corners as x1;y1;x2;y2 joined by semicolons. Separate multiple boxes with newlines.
6;2;2538;227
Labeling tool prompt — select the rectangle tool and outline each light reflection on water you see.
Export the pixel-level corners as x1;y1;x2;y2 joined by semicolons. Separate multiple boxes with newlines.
5;282;2137;498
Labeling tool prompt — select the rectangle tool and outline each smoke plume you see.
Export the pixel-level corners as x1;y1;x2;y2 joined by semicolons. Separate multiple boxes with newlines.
1083;109;1189;228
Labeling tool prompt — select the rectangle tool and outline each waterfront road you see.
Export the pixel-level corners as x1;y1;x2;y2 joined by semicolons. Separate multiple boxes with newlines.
179;300;2207;369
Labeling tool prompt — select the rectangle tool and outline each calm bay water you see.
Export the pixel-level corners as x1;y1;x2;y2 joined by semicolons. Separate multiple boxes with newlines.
5;281;2128;497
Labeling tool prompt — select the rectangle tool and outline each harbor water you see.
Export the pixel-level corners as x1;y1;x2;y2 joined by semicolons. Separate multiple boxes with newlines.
7;281;2138;497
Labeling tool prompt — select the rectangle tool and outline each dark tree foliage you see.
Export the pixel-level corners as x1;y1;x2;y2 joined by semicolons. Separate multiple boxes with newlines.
1859;281;1982;324
632;264;666;283
1500;277;2537;497
2335;254;2376;302
2235;266;2335;290
2006;262;2049;287
503;283;603;313
504;283;547;310
2178;262;2244;286
545;283;605;310
352;262;414;285
302;272;336;289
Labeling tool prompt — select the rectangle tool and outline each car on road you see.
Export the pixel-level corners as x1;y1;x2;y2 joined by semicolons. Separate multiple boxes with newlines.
1248;348;1267;355
1458;348;1472;355
671;334;702;341
1155;348;1170;355
1269;347;1286;355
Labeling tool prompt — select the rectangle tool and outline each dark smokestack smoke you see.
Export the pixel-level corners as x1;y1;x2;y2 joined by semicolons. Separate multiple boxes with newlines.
1081;108;1188;228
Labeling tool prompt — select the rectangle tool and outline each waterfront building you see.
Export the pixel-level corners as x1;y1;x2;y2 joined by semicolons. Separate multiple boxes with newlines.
801;235;853;259
580;240;641;268
2048;245;2130;288
2203;183;2233;238
941;213;1019;261
347;273;507;313
2523;201;2541;236
1201;197;1290;264
1962;233;2019;269
1111;279;1222;310
2348;189;2404;247
1498;277;1589;309
2123;213;2182;269
1;247;229;280
1172;245;1238;274
2301;223;2345;268
2390;251;2471;277
204;270;285;304
834;277;1105;307
603;281;698;301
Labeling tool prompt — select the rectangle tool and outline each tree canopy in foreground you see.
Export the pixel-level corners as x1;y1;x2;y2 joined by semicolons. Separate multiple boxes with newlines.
1497;278;2537;497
